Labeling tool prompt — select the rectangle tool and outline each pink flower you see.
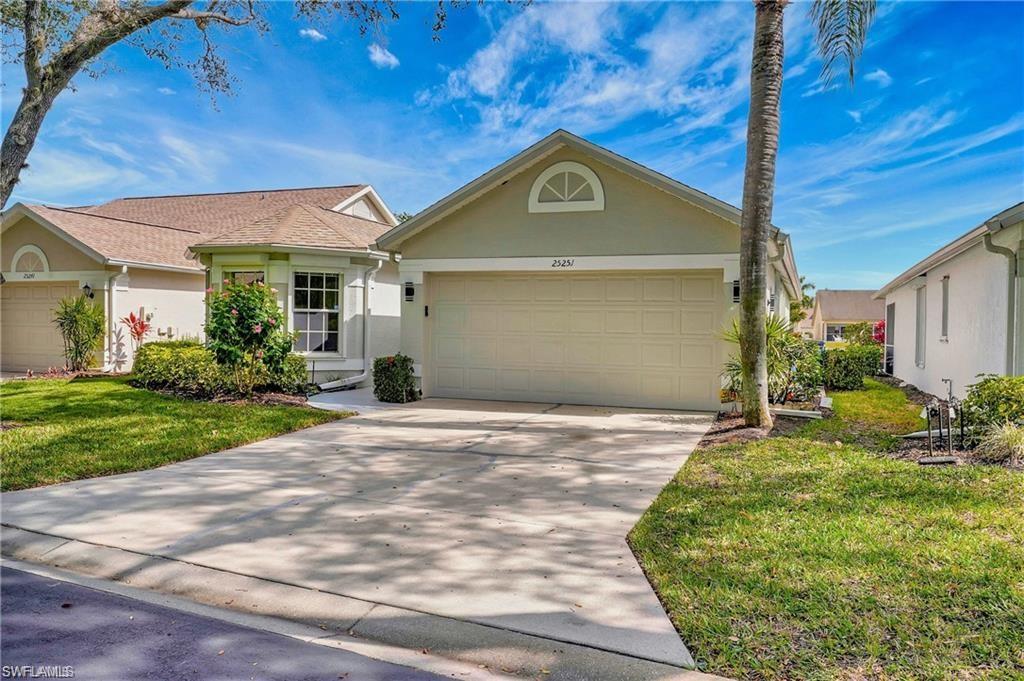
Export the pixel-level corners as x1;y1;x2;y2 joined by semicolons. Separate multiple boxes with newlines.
230;309;238;316
268;318;276;326
252;323;263;334
256;350;264;359
205;287;214;293
270;288;278;294
223;278;230;284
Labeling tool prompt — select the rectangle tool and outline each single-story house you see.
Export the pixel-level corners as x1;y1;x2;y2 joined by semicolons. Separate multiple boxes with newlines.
805;289;885;343
1;185;400;383
875;201;1023;398
376;129;801;411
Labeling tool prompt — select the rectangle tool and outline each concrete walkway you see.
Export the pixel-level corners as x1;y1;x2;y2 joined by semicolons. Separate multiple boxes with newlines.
2;399;714;678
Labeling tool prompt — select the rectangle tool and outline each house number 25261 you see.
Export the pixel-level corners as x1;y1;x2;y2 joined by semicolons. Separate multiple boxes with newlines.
551;258;575;268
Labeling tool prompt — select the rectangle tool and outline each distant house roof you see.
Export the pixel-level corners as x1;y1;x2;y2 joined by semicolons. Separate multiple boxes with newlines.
815;290;885;322
2;185;390;272
875;201;1024;299
192;204;390;253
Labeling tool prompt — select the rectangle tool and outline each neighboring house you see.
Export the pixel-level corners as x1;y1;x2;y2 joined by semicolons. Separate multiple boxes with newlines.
875;201;1023;399
376;129;801;411
0;185;400;383
806;289;885;343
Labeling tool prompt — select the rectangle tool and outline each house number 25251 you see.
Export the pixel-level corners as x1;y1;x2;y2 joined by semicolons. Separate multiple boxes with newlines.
551;258;575;268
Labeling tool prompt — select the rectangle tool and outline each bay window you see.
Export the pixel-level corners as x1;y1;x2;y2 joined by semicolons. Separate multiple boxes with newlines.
293;271;340;353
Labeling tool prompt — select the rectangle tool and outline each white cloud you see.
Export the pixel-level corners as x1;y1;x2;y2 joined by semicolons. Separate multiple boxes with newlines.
18;147;146;196
847;110;862;124
915;76;934;86
299;28;327;42
156;87;176;96
864;68;893;88
368;43;399;69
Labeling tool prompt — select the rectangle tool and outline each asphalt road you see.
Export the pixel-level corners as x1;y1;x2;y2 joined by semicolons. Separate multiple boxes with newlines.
0;566;448;681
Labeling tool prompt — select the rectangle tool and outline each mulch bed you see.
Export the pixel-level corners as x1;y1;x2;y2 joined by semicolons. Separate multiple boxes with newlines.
697;410;806;449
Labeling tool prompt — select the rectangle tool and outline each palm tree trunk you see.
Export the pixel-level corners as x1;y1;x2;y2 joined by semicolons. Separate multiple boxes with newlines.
739;0;787;428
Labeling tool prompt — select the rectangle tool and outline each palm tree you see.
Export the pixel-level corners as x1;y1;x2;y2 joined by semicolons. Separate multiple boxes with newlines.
739;0;875;427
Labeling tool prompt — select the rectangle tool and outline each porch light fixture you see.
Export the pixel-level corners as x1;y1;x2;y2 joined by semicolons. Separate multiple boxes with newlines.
404;281;415;302
81;283;94;299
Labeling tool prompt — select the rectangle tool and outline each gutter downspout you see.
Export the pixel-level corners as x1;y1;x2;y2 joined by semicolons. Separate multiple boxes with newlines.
983;232;1018;375
318;260;383;391
102;265;128;372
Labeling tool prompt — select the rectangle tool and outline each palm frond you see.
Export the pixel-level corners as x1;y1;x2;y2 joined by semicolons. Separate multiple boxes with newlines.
809;0;876;85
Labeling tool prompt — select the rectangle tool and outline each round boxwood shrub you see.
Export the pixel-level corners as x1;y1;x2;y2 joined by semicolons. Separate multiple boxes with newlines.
373;353;419;403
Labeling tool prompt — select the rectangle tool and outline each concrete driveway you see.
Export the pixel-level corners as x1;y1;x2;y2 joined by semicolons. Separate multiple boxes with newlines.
2;399;713;677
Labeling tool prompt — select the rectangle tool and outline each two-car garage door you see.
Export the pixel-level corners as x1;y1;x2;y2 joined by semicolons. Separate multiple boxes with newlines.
426;271;723;410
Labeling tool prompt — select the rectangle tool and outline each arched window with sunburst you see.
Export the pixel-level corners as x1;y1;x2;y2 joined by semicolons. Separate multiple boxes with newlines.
528;161;605;213
11;244;49;273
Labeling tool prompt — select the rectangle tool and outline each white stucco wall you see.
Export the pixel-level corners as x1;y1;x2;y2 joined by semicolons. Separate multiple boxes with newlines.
885;240;1010;398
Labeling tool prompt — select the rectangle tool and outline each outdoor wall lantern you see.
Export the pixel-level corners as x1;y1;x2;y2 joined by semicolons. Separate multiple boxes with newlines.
81;283;94;299
404;281;415;302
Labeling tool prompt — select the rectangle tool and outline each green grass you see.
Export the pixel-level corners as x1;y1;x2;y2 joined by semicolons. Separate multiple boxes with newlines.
797;377;926;450
631;379;1024;680
1;377;343;491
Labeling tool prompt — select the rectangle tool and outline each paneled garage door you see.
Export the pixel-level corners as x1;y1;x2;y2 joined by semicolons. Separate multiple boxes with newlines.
427;271;723;410
1;282;81;371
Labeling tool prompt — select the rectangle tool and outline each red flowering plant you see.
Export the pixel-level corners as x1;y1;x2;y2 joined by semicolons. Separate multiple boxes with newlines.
206;280;295;395
120;311;152;352
872;319;886;345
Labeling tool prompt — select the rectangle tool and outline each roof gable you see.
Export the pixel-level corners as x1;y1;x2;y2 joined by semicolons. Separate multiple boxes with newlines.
376;129;753;251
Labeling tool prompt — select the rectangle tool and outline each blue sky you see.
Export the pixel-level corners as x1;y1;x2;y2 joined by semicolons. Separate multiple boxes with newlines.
3;1;1022;290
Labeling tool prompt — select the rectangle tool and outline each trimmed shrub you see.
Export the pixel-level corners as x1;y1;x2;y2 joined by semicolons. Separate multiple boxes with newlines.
962;374;1024;427
267;354;310;394
849;343;883;377
373;353;419;403
824;344;881;390
132;341;224;396
53;295;105;371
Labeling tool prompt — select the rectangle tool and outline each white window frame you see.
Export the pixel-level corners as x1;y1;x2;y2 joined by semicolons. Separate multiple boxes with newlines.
825;324;846;342
292;269;343;356
528;161;605;213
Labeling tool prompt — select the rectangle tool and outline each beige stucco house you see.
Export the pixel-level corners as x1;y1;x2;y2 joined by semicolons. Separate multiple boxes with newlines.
0;185;400;383
377;130;801;411
875;201;1023;398
805;289;885;343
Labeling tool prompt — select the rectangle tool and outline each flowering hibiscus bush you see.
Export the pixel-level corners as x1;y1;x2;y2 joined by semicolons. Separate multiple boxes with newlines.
872;319;886;345
206;280;295;395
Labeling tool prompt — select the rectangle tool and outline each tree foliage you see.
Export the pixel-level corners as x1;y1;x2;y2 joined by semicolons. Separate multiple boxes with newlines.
0;0;495;207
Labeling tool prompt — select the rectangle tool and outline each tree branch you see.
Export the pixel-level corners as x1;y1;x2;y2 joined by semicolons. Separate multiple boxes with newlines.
169;1;257;27
22;0;42;89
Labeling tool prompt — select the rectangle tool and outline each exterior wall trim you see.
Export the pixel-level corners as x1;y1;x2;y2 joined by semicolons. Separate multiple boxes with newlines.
398;254;739;282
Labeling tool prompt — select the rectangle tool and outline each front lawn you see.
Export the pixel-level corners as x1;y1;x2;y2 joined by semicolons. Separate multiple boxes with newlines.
1;377;343;491
631;379;1024;679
